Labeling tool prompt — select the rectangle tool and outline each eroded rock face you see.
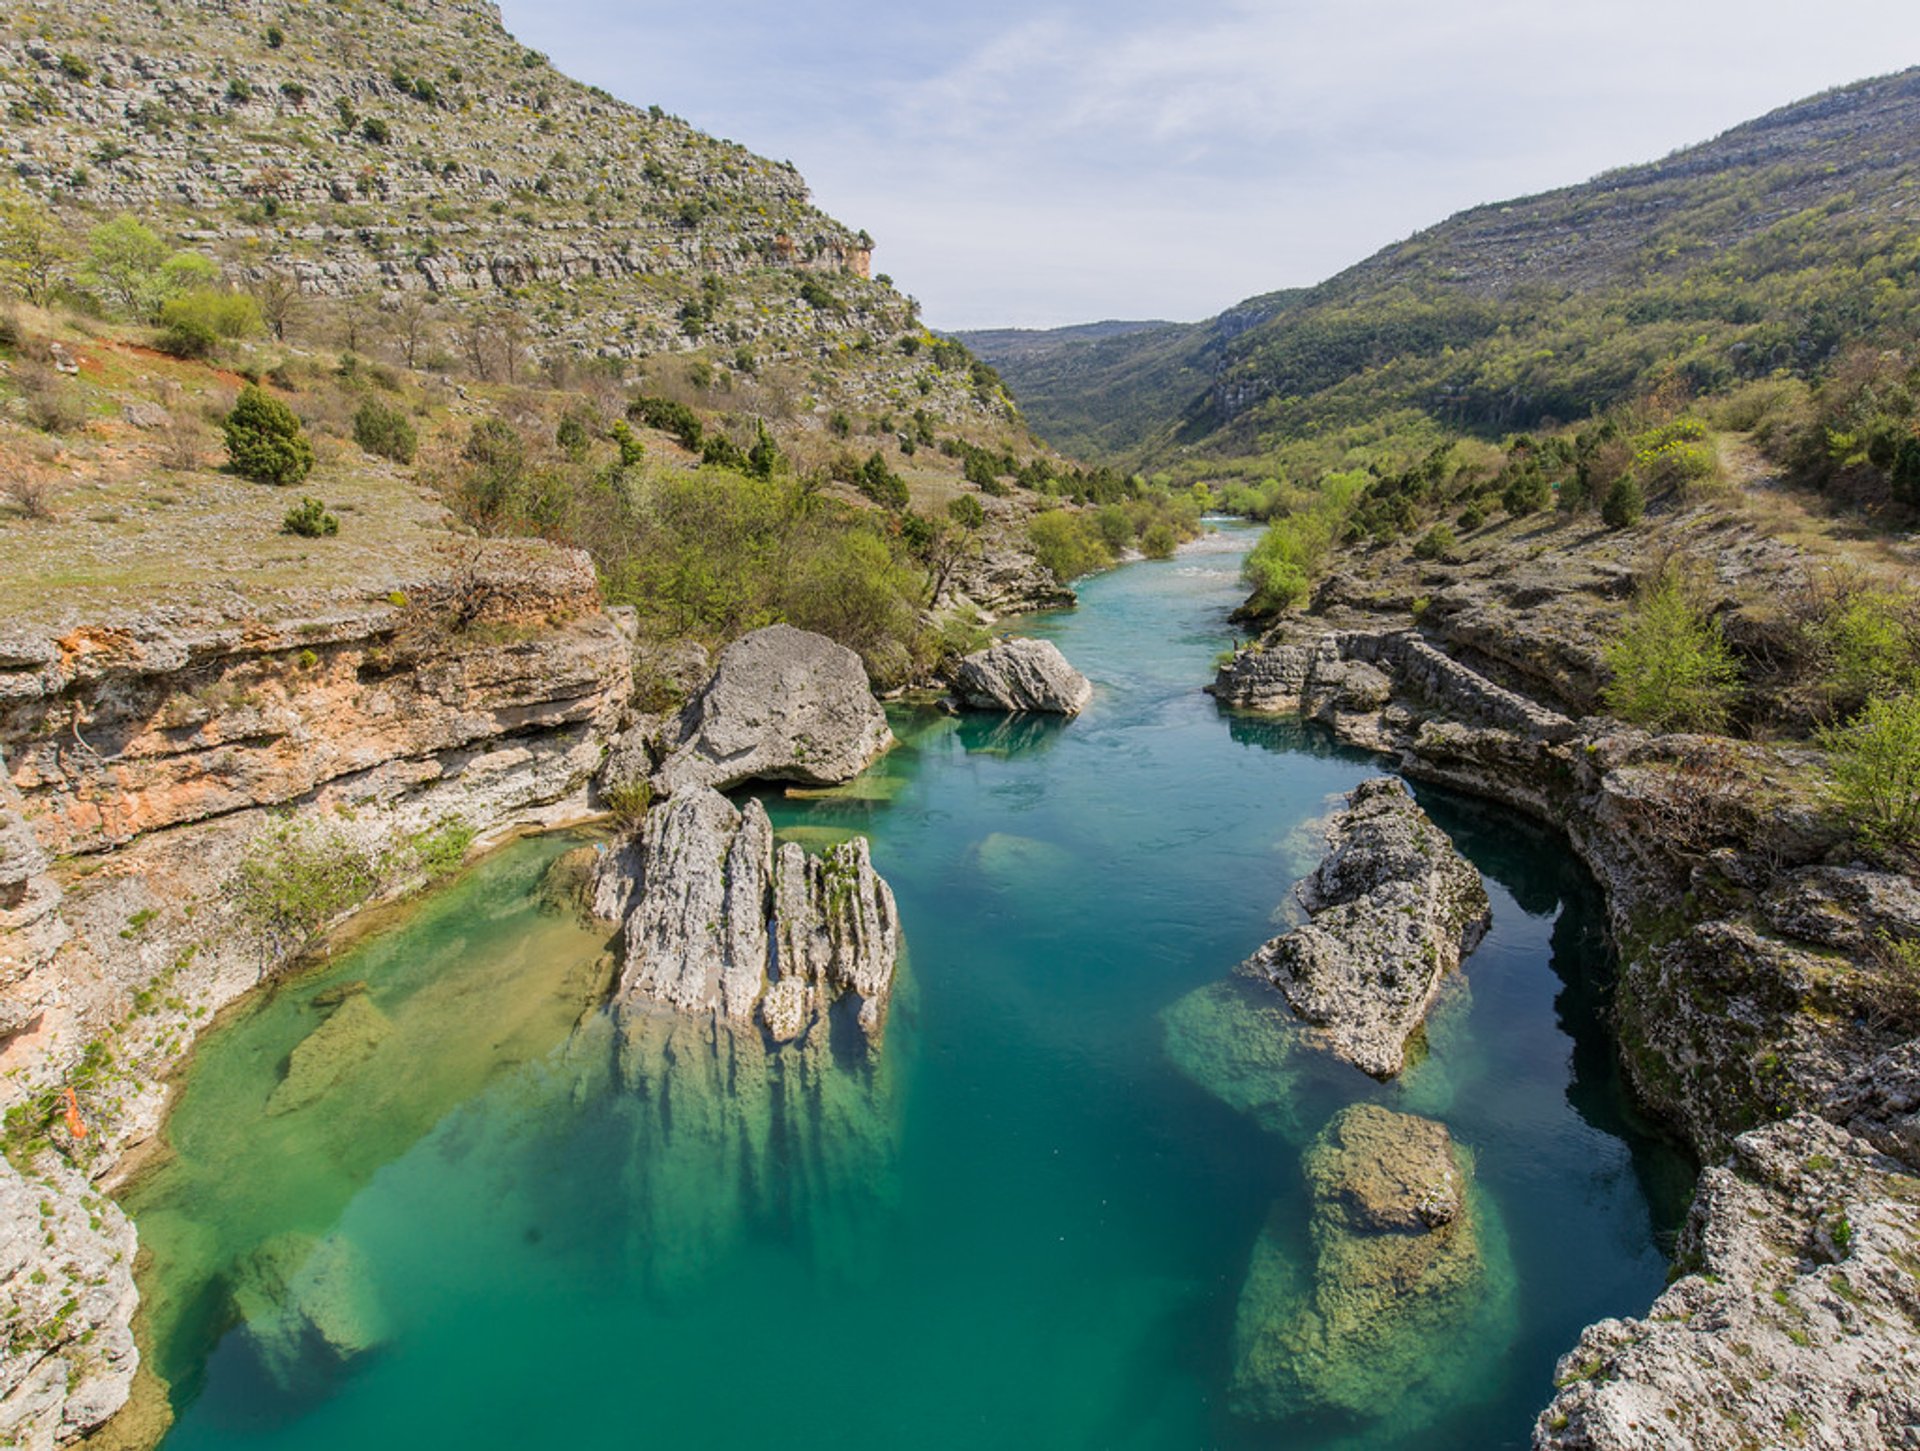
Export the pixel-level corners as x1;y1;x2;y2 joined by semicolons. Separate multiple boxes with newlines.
1244;778;1491;1078
1233;1105;1513;1425
1534;1114;1920;1451
0;1156;138;1451
948;638;1093;716
651;625;893;797
609;787;899;1041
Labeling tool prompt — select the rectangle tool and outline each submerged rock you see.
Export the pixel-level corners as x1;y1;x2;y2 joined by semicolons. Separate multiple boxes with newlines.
1534;1113;1920;1451
1244;778;1490;1078
652;625;893;796
228;1232;388;1390
1161;977;1308;1140
948;638;1093;716
609;787;900;1041
1232;1105;1512;1426
266;993;392;1117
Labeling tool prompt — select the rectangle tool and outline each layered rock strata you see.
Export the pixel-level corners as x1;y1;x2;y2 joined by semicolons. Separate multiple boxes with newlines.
1244;777;1490;1078
0;540;635;1447
948;638;1094;716
651;625;893;797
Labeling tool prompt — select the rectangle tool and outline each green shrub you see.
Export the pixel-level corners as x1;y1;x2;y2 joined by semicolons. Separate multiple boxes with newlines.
1243;511;1335;614
1820;692;1920;847
1139;521;1178;559
224;385;314;485
853;450;909;510
948;494;985;530
162;287;262;340
361;117;391;144
281;496;338;537
628;395;703;451
1028;509;1110;583
229;817;380;952
1412;523;1456;560
1602;574;1742;731
603;780;652;831
1502;469;1551;517
352;398;418;463
1601;474;1646;528
156;316;218;359
1810;589;1919;712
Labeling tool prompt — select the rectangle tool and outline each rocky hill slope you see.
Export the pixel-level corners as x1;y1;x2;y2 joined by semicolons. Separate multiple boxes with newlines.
0;0;1017;425
970;66;1920;466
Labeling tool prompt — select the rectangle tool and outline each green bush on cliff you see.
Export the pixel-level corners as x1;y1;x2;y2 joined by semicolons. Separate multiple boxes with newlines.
1820;691;1920;848
1602;574;1743;731
224;385;315;485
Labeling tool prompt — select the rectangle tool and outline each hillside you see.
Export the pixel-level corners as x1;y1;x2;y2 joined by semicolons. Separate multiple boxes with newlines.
975;66;1920;469
0;0;1017;428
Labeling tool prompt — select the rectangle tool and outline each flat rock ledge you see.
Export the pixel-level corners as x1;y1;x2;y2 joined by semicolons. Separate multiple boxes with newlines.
948;638;1093;716
1243;777;1491;1079
652;624;894;797
602;786;900;1041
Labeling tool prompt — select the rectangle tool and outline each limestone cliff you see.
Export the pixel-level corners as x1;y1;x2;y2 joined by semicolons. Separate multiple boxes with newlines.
0;538;634;1447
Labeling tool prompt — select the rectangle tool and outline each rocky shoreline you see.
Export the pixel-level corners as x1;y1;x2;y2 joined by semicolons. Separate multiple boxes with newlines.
1212;615;1920;1449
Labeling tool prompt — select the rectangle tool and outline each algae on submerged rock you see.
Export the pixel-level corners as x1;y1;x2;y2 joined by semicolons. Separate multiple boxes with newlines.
1231;1104;1517;1429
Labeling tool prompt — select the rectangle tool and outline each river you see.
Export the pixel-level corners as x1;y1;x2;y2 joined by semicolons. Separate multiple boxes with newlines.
123;523;1691;1450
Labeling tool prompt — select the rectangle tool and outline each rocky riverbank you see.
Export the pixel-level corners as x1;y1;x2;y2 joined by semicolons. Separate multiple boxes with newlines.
1212;569;1920;1448
0;539;636;1447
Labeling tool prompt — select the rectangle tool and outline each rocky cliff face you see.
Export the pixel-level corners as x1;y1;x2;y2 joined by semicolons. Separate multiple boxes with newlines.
1213;604;1920;1449
0;538;635;1446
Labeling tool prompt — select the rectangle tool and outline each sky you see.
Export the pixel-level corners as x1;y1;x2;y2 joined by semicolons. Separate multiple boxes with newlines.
498;0;1920;331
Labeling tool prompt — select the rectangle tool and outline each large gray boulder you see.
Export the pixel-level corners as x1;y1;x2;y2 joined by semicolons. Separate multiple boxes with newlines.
609;787;900;1040
1244;777;1490;1078
949;637;1093;716
652;625;893;796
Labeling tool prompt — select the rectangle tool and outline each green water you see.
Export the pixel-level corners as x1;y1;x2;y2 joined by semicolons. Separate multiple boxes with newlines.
126;526;1691;1450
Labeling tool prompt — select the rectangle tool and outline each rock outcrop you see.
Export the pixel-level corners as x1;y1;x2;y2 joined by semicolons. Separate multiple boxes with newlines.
609;787;900;1041
1242;778;1491;1079
1233;1105;1513;1425
651;625;893;797
0;1156;138;1451
1535;1113;1920;1451
1214;585;1920;1448
948;638;1094;716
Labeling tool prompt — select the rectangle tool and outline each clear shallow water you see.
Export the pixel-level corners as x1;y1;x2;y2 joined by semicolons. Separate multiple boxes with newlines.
126;527;1692;1450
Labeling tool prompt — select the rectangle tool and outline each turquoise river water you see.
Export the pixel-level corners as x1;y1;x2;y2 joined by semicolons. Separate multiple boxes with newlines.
124;524;1693;1450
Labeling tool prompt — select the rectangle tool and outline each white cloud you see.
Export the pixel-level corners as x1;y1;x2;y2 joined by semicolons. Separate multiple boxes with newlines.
502;0;1920;327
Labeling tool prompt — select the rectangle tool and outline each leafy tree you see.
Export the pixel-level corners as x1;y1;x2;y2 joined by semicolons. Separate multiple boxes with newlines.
1820;692;1920;847
1602;574;1742;731
83;217;210;319
224;385;315;485
853;450;908;510
458;416;528;524
0;188;68;304
1028;510;1110;583
161;288;262;340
